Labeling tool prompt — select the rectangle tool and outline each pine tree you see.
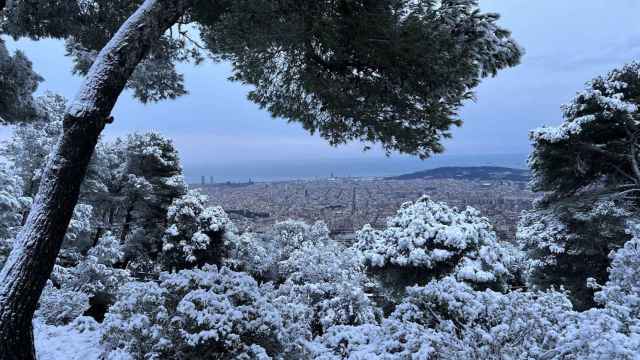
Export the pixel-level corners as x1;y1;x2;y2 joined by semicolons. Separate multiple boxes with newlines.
0;39;42;123
519;62;640;310
119;132;186;263
160;190;234;271
0;164;30;266
355;196;524;310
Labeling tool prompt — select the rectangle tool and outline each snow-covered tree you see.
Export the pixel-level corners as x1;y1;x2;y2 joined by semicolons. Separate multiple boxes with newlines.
0;1;522;355
518;199;631;310
0;92;65;199
101;265;283;359
161;190;235;271
520;62;640;310
119;132;186;261
0;164;30;265
355;196;524;307
0;38;42;123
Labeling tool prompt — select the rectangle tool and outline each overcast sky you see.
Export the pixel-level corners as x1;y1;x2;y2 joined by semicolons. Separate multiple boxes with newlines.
3;0;640;173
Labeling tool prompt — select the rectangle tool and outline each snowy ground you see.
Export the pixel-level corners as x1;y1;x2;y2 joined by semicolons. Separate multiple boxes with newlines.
34;318;101;360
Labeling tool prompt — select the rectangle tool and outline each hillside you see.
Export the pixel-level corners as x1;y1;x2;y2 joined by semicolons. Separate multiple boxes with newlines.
387;166;531;182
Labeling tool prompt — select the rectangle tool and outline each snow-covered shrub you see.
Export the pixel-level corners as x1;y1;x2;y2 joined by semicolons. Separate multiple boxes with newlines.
594;222;640;319
355;196;524;307
308;320;444;359
226;232;277;279
547;309;640;360
310;277;573;359
101;265;283;359
36;281;90;326
0;164;30;265
227;219;333;283
541;223;640;359
47;232;131;322
518;199;632;310
391;277;572;358
270;219;330;255
61;232;130;298
272;242;380;354
161;190;236;271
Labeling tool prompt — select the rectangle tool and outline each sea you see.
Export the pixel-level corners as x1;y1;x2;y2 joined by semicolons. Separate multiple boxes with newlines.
183;153;529;184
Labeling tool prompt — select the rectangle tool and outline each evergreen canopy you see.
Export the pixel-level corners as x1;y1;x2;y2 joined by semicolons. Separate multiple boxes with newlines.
2;0;522;158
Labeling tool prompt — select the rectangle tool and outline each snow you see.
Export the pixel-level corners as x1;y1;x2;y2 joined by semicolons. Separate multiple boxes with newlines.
34;318;102;360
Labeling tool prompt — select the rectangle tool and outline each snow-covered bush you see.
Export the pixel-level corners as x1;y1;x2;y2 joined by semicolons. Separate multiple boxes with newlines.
161;190;236;271
101;265;283;359
272;242;380;354
226;219;333;282
270;219;330;255
308;320;444;359
540;223;640;359
64;233;131;300
518;199;632;310
310;276;573;359
36;281;90;326
355;196;524;306
548;309;640;359
44;232;131;323
0;164;30;265
392;277;572;358
594;222;640;318
226;232;277;279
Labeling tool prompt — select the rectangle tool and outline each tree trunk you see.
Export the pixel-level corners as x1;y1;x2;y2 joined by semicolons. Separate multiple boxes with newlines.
0;1;192;358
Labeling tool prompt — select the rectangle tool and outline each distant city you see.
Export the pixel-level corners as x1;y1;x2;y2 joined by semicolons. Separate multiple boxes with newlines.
194;165;535;244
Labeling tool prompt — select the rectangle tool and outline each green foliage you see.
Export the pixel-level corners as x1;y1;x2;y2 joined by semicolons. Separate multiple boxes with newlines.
119;133;187;261
161;190;235;271
4;0;521;157
529;62;640;197
521;62;640;310
196;0;521;158
0;39;42;123
518;199;632;310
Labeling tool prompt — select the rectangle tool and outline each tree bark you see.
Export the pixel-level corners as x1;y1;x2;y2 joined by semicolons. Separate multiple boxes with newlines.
0;1;192;358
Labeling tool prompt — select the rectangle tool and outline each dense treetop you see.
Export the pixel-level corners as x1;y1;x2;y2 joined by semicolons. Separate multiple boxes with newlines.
0;39;41;123
530;61;640;198
2;0;521;157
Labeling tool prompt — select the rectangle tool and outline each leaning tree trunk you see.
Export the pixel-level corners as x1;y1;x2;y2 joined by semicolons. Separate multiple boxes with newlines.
0;1;192;358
